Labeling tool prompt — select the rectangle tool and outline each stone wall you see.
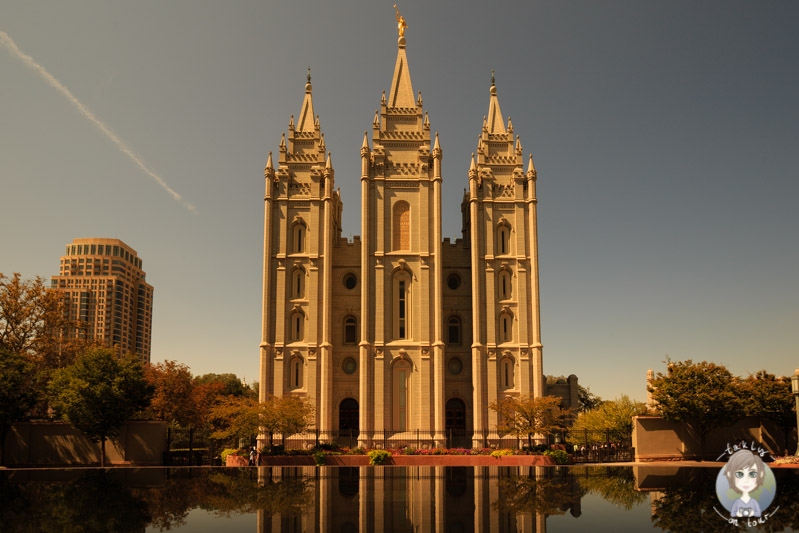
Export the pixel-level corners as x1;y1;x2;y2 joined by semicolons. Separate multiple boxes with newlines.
632;416;796;461
4;421;167;466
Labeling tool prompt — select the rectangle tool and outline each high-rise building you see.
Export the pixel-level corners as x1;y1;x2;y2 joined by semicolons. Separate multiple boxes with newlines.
259;24;577;448
51;238;154;363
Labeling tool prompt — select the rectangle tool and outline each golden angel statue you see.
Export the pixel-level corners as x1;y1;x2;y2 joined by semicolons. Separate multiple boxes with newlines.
394;4;407;38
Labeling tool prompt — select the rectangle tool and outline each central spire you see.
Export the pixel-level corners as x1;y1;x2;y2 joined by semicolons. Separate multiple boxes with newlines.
486;71;506;134
297;67;316;132
388;8;415;108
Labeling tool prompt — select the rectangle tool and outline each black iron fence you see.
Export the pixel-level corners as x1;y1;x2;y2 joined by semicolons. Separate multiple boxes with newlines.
161;427;632;465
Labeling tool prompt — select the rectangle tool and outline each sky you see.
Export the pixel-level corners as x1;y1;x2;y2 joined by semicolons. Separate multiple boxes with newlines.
2;1;797;402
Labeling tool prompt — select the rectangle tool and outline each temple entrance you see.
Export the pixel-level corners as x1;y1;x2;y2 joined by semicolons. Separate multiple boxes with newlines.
339;398;359;447
445;398;468;448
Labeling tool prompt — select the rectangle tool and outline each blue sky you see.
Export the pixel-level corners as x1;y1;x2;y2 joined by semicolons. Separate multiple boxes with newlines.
2;1;797;401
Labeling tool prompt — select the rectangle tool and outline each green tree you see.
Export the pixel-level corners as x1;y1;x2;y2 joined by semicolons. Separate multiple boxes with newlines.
0;349;39;465
48;348;153;466
209;395;314;450
194;373;250;397
740;371;795;452
490;395;572;447
567;395;647;446
648;360;744;457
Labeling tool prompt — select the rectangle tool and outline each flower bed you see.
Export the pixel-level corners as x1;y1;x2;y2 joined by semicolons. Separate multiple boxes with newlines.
229;452;560;467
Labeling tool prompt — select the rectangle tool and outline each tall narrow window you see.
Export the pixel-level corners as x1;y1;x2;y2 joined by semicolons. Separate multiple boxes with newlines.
393;360;412;431
293;224;306;253
499;271;512;300
393;202;410;251
501;358;514;389
292;269;304;299
344;316;357;344
497;225;511;255
499;313;512;343
290;358;303;389
290;311;304;341
398;280;406;338
447;316;461;345
393;271;411;340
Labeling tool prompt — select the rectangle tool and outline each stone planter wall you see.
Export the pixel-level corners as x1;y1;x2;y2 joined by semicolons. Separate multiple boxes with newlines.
228;454;558;467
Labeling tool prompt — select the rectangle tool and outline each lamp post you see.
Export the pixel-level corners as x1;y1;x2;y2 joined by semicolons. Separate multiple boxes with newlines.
792;369;799;456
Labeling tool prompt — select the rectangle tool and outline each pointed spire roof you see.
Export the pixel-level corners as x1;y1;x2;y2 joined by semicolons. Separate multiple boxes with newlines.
469;153;476;172
433;131;441;151
325;152;332;169
388;37;415;108
527;153;536;174
362;131;370;149
265;151;274;170
486;71;506;134
297;67;316;132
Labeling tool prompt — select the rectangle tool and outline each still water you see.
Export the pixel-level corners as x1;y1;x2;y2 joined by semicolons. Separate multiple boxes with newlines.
1;466;798;532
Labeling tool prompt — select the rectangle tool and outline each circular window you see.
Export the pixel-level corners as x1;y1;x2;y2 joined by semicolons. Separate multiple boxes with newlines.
447;357;463;375
447;273;461;291
343;273;357;290
342;357;357;374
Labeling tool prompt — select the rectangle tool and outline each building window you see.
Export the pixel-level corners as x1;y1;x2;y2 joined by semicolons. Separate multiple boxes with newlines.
498;270;512;300
447;357;463;375
447;316;461;345
289;357;303;390
501;358;514;389
342;357;357;375
393;360;412;431
499;312;513;343
344;316;357;344
392;201;410;251
343;273;357;290
447;273;461;291
497;225;511;255
292;223;306;253
290;311;304;341
393;272;411;340
292;268;304;299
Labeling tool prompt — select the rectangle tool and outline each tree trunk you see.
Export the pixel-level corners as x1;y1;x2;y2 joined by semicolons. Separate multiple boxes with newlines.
101;437;106;467
0;424;8;466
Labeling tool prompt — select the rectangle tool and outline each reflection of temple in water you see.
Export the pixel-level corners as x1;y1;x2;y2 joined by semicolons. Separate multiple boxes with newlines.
256;466;583;532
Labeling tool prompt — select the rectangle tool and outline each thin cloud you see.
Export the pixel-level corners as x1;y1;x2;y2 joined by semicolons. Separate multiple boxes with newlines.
0;31;197;214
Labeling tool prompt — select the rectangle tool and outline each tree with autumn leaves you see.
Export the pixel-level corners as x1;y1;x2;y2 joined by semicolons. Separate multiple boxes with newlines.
209;395;314;451
490;395;572;447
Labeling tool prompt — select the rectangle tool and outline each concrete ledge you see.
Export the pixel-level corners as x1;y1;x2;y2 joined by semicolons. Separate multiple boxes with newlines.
228;454;557;467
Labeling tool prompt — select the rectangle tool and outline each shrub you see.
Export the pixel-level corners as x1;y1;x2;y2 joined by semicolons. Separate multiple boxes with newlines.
348;447;367;455
220;449;238;462
401;447;417;455
544;449;569;465
367;450;392;465
490;449;514;458
313;450;326;466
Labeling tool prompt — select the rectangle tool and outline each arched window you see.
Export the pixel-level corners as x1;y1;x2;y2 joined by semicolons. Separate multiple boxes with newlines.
393;271;411;340
289;311;304;342
393;360;412;431
344;316;357;344
290;357;303;390
447;316;461;345
292;268;305;299
498;270;512;300
497;224;511;255
392;201;410;251
292;223;306;253
501;358;514;390
499;312;513;343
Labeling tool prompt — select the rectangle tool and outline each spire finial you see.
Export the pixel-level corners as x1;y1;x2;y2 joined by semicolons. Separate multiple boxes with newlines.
491;69;495;86
394;4;407;38
305;67;312;93
307;67;311;84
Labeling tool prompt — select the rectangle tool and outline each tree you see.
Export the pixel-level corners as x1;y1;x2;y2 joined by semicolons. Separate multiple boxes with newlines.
209;395;314;450
194;373;250;397
648;360;744;457
740;371;795;451
48;348;153;466
490;395;572;447
144;360;225;428
567;395;647;446
0;349;39;465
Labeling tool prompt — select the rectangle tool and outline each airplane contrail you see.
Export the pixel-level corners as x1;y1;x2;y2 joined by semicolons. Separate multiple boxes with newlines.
0;31;197;214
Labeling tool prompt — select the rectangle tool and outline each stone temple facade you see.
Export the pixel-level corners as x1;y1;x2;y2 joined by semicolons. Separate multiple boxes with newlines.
259;32;576;448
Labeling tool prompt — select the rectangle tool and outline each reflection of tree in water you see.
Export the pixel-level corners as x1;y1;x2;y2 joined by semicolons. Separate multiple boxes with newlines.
572;466;647;511
493;468;584;517
200;469;312;517
652;468;740;532
0;471;149;533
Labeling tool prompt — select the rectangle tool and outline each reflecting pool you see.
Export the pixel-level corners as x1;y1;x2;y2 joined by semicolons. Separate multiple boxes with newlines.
1;466;798;532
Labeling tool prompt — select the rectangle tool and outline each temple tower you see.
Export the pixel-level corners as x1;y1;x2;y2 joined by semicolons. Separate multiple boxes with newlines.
259;71;342;444
465;75;544;446
359;30;446;446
